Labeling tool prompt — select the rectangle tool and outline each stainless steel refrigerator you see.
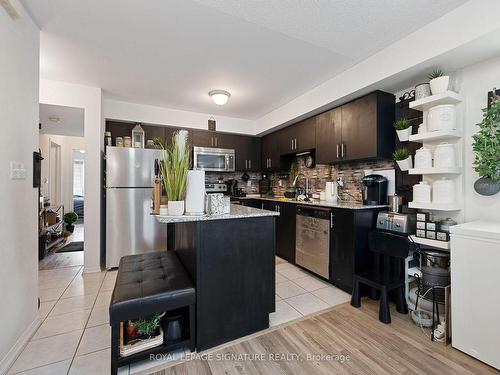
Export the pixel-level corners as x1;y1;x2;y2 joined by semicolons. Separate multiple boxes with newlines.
105;146;166;268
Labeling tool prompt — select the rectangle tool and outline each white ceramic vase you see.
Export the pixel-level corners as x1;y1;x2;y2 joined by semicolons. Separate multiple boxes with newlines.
429;76;450;95
168;200;185;216
396;127;412;142
396;156;413;171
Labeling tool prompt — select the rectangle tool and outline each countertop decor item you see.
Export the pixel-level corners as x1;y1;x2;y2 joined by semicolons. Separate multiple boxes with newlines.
185;170;205;215
394;118;412;141
393;148;412;171
428;68;450;95
156;130;190;216
413;181;431;203
472;96;500;196
433;178;455;204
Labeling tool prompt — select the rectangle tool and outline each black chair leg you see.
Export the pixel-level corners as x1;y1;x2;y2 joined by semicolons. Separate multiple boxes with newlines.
379;289;391;324
396;286;408;314
369;287;379;300
189;303;196;352
350;279;361;308
111;323;120;375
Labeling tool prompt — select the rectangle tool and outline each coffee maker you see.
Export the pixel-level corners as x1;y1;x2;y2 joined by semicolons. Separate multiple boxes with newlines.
362;174;388;205
259;173;271;195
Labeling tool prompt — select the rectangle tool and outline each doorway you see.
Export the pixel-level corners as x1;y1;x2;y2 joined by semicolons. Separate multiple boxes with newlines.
48;141;62;206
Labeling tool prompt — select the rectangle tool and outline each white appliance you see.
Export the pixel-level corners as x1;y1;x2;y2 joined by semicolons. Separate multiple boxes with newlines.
193;147;235;172
450;221;500;370
324;181;338;203
105;146;167;268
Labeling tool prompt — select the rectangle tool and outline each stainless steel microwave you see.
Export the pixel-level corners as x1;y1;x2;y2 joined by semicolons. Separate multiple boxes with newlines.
193;147;235;172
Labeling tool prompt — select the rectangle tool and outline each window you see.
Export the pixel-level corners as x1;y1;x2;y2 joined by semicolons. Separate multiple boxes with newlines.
73;159;84;196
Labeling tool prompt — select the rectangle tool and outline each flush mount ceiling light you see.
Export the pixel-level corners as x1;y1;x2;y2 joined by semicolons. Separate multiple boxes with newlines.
209;90;231;105
48;116;61;123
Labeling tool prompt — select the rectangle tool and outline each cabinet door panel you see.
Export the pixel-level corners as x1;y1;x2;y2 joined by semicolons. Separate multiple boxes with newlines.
316;108;342;163
293;117;316;152
193;130;215;147
330;209;355;291
340;94;377;161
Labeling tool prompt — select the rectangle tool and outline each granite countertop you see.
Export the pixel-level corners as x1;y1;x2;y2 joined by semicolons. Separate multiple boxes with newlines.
155;204;279;224
240;196;388;210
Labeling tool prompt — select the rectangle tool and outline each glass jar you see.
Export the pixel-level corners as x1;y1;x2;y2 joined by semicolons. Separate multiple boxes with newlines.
115;137;124;147
123;136;132;148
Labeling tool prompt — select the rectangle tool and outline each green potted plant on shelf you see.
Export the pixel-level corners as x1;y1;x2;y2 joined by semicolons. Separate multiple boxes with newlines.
472;97;500;196
63;212;78;233
126;312;165;340
155;130;190;216
428;68;450;95
394;118;413;142
393;148;413;171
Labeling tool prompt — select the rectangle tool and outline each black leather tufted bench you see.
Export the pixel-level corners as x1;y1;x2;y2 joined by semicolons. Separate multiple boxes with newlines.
109;251;195;374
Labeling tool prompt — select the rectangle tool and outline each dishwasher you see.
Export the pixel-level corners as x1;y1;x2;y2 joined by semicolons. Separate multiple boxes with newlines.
295;205;333;279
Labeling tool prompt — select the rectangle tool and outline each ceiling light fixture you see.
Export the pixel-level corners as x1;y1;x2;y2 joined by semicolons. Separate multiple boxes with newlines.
209;90;231;105
48;116;61;123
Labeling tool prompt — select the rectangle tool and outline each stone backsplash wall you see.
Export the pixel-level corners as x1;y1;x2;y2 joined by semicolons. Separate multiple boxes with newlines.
270;159;394;202
206;171;261;194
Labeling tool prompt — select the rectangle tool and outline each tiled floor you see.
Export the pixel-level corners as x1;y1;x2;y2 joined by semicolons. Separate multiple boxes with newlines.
10;249;349;374
270;257;351;327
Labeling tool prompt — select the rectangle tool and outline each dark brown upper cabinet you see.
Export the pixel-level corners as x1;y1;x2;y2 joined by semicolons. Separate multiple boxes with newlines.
225;134;261;172
261;131;281;171
281;117;316;154
340;91;395;161
315;91;395;163
315;107;342;163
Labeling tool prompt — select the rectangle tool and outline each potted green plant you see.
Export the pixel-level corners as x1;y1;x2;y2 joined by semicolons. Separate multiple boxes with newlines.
126;313;164;340
428;68;450;95
472;98;500;196
393;148;412;171
156;130;190;216
63;212;78;233
394;118;413;142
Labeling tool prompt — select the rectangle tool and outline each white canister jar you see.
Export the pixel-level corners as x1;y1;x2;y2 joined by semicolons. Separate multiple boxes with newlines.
414;147;433;169
427;104;456;131
433;178;455;204
433;143;456;168
413;181;431;203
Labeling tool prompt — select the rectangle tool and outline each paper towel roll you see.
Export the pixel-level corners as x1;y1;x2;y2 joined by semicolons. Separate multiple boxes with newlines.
185;170;205;215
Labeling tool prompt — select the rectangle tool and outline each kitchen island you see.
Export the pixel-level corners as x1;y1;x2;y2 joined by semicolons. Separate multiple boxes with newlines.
156;205;279;351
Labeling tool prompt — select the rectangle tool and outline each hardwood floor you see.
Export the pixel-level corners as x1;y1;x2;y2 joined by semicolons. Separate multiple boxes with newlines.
151;300;498;375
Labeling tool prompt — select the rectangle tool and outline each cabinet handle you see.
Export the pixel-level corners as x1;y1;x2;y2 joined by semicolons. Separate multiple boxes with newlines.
291;139;294;150
215;137;218;147
294;139;297;150
336;144;340;158
330;212;334;229
269;159;272;168
341;143;345;158
245;160;248;169
261;203;264;209
249;160;251;169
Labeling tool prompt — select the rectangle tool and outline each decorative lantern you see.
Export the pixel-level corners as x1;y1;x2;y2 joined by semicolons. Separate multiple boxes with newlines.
132;123;145;148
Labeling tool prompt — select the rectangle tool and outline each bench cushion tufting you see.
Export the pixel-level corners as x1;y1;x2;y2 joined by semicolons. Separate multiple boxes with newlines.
109;251;195;323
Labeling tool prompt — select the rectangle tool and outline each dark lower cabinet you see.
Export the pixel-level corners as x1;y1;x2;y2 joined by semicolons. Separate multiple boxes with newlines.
261;201;296;263
330;208;382;293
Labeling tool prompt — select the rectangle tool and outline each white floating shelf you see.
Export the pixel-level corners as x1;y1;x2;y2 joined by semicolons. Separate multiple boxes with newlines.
408;202;462;211
410;91;462;111
409;129;462;143
409;167;462;175
409;235;450;250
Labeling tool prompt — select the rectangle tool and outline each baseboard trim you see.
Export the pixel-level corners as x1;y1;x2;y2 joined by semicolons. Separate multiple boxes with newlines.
0;316;41;375
83;265;102;274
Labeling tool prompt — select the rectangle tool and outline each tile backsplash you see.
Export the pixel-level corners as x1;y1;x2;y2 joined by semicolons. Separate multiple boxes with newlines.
206;171;261;194
270;159;394;202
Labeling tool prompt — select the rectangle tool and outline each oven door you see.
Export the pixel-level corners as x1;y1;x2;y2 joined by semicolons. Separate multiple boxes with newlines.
193;147;235;172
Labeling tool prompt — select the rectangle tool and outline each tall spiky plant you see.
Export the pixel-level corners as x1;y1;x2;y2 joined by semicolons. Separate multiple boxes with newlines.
155;131;190;201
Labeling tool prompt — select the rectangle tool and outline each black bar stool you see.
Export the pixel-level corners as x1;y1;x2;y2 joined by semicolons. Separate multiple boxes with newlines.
351;231;411;323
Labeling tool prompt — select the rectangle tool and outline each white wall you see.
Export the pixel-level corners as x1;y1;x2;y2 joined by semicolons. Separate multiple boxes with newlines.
39;134;85;213
0;2;40;372
458;56;500;222
104;98;257;135
255;0;500;134
40;80;103;273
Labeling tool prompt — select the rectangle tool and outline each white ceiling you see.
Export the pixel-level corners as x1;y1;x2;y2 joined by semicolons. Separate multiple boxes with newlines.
23;0;467;120
39;103;84;137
